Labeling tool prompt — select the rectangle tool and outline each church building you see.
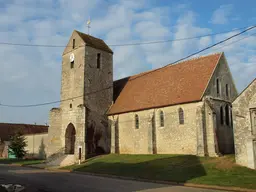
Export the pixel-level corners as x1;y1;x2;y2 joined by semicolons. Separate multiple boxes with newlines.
46;30;238;166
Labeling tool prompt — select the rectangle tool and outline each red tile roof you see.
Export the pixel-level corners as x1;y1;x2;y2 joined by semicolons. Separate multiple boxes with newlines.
108;52;222;115
0;123;48;141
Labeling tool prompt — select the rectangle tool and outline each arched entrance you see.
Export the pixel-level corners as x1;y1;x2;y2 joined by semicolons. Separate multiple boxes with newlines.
65;123;76;154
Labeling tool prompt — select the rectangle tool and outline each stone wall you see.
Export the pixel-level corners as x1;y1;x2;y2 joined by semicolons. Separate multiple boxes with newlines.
203;53;238;102
232;79;256;169
47;108;62;157
210;99;234;154
203;53;237;155
24;133;48;159
110;102;208;155
83;46;113;155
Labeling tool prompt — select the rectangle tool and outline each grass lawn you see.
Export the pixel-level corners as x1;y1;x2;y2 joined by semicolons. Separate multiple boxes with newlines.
0;158;45;165
62;154;256;189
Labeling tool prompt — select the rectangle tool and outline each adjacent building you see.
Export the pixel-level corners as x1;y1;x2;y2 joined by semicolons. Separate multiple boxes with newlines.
232;78;256;169
0;123;48;158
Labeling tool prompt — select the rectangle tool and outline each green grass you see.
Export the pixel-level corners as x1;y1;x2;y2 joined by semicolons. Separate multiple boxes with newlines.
0;158;45;165
62;154;256;189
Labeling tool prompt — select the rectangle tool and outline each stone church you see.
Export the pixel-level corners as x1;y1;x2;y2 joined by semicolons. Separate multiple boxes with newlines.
46;30;238;165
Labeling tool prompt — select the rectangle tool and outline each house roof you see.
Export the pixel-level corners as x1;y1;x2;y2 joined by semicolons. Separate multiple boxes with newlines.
75;30;113;54
108;52;222;115
0;123;48;141
232;78;256;103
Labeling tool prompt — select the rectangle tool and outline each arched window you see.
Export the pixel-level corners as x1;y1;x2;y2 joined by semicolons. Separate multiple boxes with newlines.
135;114;139;129
226;84;229;98
160;110;164;127
216;78;220;96
97;53;101;69
225;105;230;126
179;108;184;124
220;106;224;125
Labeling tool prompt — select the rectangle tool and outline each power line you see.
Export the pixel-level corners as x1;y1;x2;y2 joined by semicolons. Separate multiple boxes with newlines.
109;26;252;47
0;25;255;108
210;32;256;52
0;26;252;48
164;26;256;66
129;25;256;81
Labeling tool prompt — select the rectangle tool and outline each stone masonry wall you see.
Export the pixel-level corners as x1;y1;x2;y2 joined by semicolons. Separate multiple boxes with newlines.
110;102;204;155
204;99;219;157
84;46;113;154
203;53;238;101
232;79;256;169
47;108;62;157
203;53;238;155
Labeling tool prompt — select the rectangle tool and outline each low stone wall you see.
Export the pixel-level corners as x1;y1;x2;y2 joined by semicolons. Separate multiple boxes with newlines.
24;133;48;159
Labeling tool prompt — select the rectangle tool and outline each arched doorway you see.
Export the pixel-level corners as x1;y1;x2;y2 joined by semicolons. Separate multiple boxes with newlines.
65;123;76;154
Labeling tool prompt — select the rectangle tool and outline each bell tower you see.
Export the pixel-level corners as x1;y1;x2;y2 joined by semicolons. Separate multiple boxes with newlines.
47;30;113;164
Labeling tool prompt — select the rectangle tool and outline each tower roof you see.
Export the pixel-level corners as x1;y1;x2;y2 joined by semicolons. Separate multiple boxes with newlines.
75;30;113;54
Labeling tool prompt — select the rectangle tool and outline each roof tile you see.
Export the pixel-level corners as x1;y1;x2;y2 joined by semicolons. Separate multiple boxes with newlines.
108;52;222;115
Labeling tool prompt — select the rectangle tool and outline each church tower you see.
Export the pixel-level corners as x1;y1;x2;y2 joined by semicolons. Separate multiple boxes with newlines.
47;30;113;164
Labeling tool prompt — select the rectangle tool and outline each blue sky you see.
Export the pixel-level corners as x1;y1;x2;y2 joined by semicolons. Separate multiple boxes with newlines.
0;0;255;124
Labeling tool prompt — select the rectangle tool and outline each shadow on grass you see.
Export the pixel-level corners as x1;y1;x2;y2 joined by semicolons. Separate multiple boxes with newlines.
74;155;206;183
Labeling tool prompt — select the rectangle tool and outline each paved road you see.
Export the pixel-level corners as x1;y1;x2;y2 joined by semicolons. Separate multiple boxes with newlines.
0;164;229;192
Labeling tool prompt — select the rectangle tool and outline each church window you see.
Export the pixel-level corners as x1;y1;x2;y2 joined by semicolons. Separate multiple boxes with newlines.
230;108;233;127
216;78;220;96
250;109;256;135
97;53;101;68
220;106;224;125
178;108;184;124
160;110;164;127
70;103;72;108
70;61;74;68
253;114;256;134
226;84;229;98
135;114;139;129
72;39;75;49
225;105;229;126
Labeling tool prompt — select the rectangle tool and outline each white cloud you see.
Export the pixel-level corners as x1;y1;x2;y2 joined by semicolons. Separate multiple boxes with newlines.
0;1;254;124
211;4;233;24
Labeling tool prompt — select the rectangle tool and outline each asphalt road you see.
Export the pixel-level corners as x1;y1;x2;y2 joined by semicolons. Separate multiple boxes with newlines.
0;164;229;192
